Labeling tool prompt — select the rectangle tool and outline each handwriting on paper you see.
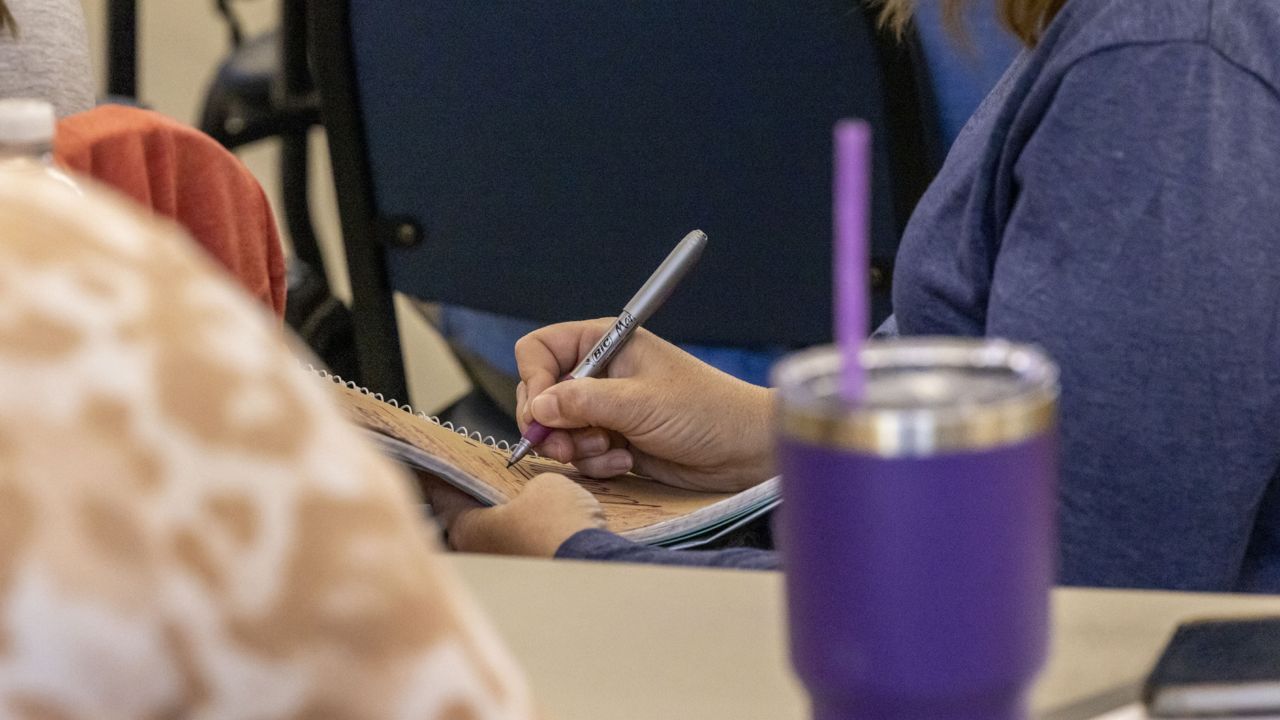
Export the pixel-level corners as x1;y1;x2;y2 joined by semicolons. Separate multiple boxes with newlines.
326;379;732;534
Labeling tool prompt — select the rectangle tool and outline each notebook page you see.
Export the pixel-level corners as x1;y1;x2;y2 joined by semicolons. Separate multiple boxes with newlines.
326;378;750;536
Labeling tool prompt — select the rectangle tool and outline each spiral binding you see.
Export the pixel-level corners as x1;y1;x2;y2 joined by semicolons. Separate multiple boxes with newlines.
309;365;534;455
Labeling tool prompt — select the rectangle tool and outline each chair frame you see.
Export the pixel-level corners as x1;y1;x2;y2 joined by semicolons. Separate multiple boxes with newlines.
308;0;408;400
106;0;137;98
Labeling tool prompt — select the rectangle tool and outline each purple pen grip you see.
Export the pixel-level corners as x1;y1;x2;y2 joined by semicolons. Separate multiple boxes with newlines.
520;420;554;446
520;373;573;448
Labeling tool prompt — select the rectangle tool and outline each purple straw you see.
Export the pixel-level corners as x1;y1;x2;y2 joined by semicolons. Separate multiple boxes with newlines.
834;119;872;403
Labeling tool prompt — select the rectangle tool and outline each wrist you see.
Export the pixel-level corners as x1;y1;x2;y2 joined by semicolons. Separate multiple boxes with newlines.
526;516;600;557
744;386;778;480
714;385;777;490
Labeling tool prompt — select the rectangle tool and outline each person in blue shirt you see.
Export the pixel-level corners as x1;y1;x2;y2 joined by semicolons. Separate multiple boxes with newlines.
426;0;1280;593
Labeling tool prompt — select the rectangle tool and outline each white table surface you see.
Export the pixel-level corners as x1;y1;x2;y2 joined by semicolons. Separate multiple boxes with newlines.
448;554;1280;720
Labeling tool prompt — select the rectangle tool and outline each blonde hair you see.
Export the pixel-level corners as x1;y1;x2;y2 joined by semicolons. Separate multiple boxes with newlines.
876;0;1068;47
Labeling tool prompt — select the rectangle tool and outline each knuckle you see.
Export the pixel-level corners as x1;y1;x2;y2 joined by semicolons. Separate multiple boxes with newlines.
513;338;537;369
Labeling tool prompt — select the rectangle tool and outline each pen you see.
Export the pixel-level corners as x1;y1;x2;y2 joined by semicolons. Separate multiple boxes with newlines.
507;229;709;467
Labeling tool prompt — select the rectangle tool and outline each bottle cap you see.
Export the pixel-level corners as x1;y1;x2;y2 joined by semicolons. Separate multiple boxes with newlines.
0;99;56;145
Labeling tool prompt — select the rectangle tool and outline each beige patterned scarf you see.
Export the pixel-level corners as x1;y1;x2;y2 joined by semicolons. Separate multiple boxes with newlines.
0;164;534;719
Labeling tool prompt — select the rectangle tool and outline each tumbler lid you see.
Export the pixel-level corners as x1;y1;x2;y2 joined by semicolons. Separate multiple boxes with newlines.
772;338;1059;456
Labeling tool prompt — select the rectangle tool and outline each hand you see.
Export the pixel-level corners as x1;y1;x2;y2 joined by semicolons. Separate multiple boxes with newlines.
422;473;606;557
514;318;775;492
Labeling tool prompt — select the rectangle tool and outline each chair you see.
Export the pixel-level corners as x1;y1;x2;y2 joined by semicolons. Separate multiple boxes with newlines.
308;0;943;404
105;0;137;99
199;0;362;379
200;0;320;272
109;0;323;301
98;0;357;376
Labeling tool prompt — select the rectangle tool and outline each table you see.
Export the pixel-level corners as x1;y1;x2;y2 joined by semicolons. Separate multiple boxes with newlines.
449;554;1280;720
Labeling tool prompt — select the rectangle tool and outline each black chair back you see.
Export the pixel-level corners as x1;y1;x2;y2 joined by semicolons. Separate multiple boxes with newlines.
310;0;941;399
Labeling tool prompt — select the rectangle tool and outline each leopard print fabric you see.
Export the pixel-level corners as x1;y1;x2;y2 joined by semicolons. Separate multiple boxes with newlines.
0;164;535;720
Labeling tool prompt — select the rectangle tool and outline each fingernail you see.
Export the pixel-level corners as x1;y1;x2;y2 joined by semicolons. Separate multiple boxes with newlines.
608;454;632;475
531;393;560;423
581;434;609;456
551;438;574;463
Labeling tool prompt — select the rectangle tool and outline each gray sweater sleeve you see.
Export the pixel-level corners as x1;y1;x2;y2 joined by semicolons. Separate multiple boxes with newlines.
0;0;94;117
556;529;779;570
981;44;1280;590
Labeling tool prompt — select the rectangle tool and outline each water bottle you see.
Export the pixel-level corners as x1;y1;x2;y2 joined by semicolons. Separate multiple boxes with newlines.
0;98;81;193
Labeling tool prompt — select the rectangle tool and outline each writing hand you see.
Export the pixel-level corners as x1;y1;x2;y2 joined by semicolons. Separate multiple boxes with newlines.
514;319;775;493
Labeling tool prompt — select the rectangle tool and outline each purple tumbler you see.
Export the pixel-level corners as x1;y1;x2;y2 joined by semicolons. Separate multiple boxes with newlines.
774;338;1060;720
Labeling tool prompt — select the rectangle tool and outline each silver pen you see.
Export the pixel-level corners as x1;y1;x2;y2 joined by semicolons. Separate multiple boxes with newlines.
507;229;709;467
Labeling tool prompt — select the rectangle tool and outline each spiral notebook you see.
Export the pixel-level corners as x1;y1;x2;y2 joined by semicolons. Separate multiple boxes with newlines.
317;370;780;549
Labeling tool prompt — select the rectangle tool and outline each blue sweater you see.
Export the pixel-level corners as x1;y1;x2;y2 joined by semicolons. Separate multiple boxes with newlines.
559;0;1280;592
